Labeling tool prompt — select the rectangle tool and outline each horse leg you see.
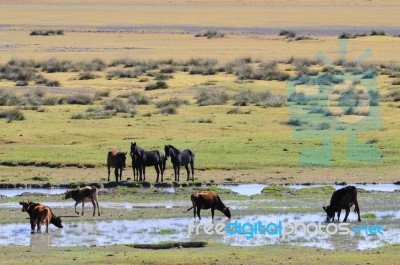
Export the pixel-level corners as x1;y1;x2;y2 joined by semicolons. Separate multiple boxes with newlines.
143;166;146;181
190;161;195;181
107;166;110;182
177;166;181;182
119;167;123;182
160;161;164;182
185;165;190;181
155;165;160;183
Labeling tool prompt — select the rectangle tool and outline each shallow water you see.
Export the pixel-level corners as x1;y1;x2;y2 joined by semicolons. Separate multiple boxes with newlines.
1;212;398;250
0;183;398;197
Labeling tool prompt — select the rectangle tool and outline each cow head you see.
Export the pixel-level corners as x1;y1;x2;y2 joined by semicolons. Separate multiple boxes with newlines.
19;200;32;212
118;152;127;169
64;190;72;200
52;216;64;228
323;205;335;221
222;207;231;218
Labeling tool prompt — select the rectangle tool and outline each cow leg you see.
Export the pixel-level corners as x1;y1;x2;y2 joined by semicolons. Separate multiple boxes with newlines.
343;207;350;222
354;201;361;222
81;202;85;216
74;201;80;215
211;208;215;220
45;221;49;233
336;210;341;222
196;207;201;220
193;206;196;219
185;165;190;181
91;198;96;217
114;167;118;182
30;219;35;234
96;199;100;216
155;165;160;183
36;218;41;233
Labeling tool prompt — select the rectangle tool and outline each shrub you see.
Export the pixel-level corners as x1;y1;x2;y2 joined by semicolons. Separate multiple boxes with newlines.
316;122;330;130
196;30;224;39
106;69;138;79
279;30;296;38
187;118;213;123
370;30;386;36
15;80;28;86
392;79;400;86
0;89;19;106
78;71;97;80
94;90;110;99
45;80;60;87
288;93;311;105
41;58;74;73
145;81;168;90
226;107;251;114
30;30;64;36
159;105;177;115
189;66;217;75
64;94;93;105
259;94;286;108
159;66;176;73
338;32;351;39
128;92;150;105
0;108;25;122
196;89;229;106
76;58;106;71
156;98;189;108
104;98;136;114
71;109;116;119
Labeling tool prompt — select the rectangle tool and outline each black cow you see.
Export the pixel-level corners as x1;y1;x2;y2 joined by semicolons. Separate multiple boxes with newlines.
323;186;361;222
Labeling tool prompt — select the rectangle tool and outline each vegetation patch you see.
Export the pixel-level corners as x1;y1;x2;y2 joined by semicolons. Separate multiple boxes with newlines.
30;30;64;36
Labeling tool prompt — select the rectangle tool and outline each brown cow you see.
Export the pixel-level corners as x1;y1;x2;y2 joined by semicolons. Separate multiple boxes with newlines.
187;191;231;220
19;201;63;233
65;186;100;216
323;186;361;222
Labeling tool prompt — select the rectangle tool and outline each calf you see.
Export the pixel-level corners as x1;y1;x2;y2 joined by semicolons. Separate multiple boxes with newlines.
65;186;100;216
323;186;361;222
19;201;63;233
187;192;231;220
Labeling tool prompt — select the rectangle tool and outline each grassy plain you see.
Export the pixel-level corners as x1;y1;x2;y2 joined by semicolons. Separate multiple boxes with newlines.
0;0;400;264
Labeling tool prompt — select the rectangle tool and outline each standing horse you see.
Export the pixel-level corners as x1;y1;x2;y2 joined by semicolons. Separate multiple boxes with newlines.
164;145;195;181
130;152;140;181
107;151;127;182
130;142;166;182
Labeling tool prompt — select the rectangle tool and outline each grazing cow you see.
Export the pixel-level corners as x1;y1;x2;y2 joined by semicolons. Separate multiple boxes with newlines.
323;186;361;222
19;201;63;233
107;150;127;182
187;192;231;220
164;145;195;182
65;186;100;216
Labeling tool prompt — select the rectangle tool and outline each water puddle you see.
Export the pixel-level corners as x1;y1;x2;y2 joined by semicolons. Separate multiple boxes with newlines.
1;212;399;250
0;183;399;198
0;201;187;209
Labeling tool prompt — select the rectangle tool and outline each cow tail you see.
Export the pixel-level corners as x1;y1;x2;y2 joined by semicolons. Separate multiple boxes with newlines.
187;206;194;211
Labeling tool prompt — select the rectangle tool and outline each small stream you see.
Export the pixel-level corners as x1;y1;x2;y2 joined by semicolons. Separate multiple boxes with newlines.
1;212;399;250
0;183;399;197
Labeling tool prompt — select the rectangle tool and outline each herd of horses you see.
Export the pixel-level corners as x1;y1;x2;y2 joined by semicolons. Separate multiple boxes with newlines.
107;142;195;183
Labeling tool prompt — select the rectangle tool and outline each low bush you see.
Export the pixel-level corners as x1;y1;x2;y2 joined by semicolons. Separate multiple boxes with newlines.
196;89;229;106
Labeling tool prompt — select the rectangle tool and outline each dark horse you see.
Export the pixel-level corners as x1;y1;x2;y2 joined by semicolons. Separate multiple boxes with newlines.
107;151;127;182
164;145;195;181
130;142;166;182
130;152;140;182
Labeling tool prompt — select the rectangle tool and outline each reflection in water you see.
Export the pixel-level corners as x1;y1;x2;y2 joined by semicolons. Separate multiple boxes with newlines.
1;212;399;250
